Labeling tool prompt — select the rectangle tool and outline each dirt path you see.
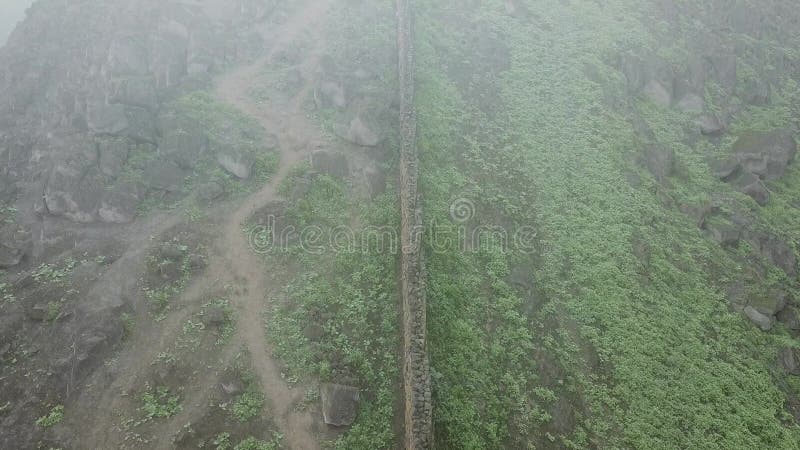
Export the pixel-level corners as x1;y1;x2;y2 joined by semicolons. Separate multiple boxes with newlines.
210;1;334;449
76;1;335;448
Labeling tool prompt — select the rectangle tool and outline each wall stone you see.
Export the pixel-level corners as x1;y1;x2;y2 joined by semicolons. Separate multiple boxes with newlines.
396;0;433;448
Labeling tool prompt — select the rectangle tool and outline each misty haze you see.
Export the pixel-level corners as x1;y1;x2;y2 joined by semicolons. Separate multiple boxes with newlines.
1;1;799;449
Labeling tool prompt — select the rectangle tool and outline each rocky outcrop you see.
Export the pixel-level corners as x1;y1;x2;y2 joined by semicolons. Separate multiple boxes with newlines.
708;129;797;205
0;0;266;226
320;383;360;427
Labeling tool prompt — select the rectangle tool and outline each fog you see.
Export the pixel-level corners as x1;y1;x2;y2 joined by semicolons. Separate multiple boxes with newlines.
0;1;799;448
0;0;33;46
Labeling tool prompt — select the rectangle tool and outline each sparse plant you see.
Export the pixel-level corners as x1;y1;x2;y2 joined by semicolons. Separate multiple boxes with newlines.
121;313;135;339
231;389;264;423
233;434;282;450
140;386;181;420
36;405;64;428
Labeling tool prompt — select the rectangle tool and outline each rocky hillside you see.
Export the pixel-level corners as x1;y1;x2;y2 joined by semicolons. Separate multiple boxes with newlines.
2;0;800;449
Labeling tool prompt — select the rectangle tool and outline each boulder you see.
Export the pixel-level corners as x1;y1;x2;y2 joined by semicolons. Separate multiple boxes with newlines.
98;138;130;177
87;103;129;135
45;166;107;223
744;306;774;331
216;149;254;179
107;35;150;76
0;225;31;268
310;150;348;178
320;383;360;427
195;182;224;204
314;81;346;109
159;126;208;170
777;306;800;331
676;93;704;113
708;156;740;181
697;114;726;135
642;79;672;107
643;144;675;181
203;306;226;326
730;171;769;206
748;291;788;317
709;53;737;92
143;161;184;192
303;323;324;341
780;347;800;376
732;129;797;181
738;77;771;106
338;116;381;147
26;303;49;322
746;232;798;279
109;76;158;110
98;182;144;224
705;220;740;246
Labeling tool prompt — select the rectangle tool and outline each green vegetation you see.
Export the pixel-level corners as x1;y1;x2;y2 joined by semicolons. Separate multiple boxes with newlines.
415;0;800;448
264;171;399;448
140;385;181;420
120;312;136;339
143;239;196;316
233;435;283;450
35;405;64;428
33;258;77;285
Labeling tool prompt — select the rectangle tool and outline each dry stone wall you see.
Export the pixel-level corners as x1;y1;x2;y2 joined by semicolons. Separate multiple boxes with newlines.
396;0;433;448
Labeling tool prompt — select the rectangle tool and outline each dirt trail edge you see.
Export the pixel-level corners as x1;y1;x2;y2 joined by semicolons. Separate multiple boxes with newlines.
211;1;334;449
396;0;433;448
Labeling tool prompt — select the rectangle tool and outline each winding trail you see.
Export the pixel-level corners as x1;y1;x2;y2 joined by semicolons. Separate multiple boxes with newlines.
74;2;336;448
209;1;333;449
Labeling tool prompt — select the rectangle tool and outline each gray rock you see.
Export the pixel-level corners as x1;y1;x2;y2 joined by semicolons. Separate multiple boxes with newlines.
731;171;769;206
709;53;737;92
738;77;771;106
697;114;726;135
107;35;150;76
26;303;49;322
708;157;740;181
203;306;226;326
676;93;704;113
320;383;360;427
643;144;675;181
98;138;130;177
315;81;346;109
744;306;774;331
310;150;348;178
0;225;31;269
732;129;797;181
642;79;672;107
705;221;740;246
338;116;382;147
195;182;224;204
45;166;107;223
98;182;144;224
780;347;800;376
777;306;800;331
748;291;788;317
143;161;184;192
746;232;798;279
87;103;129;135
216;149;254;179
159;126;208;170
109;76;158;110
303;324;324;341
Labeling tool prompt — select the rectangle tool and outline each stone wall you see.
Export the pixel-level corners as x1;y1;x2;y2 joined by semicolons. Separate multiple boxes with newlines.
396;0;433;448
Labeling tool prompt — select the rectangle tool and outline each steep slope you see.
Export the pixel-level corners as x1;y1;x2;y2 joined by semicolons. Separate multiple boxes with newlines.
416;0;800;448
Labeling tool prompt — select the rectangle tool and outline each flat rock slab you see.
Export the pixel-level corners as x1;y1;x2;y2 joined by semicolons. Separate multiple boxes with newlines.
320;383;360;427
